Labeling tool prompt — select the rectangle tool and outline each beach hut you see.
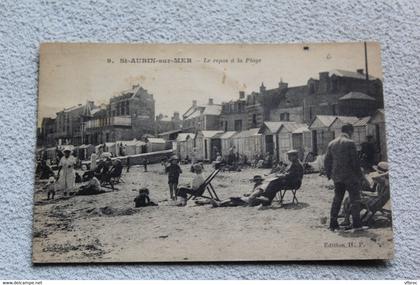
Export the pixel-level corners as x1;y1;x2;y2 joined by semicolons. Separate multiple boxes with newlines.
308;115;337;155
78;144;95;160
104;142;116;156
214;131;237;157
277;122;308;162
259;122;283;158
176;133;195;161
353;116;376;148
195;130;224;162
135;140;147;154
329;116;360;138
292;126;311;161
231;128;263;161
117;140;138;156
368;109;387;161
145;137;167;152
259;122;307;162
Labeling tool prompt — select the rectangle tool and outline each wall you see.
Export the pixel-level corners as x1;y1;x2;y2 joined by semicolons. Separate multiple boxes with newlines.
0;0;419;279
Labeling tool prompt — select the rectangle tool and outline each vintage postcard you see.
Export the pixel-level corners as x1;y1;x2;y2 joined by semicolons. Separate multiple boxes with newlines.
33;42;393;263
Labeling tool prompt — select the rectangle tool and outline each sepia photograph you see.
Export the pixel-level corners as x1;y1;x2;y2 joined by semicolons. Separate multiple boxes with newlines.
32;42;393;263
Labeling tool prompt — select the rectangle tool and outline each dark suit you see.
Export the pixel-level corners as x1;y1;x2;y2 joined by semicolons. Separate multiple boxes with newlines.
324;133;363;228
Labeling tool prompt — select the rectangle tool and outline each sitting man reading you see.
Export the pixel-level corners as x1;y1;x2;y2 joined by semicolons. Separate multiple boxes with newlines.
258;149;304;205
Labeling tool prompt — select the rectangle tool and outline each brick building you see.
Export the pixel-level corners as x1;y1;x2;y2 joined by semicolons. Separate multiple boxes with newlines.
40;117;57;147
182;98;221;132
219;91;247;132
54;101;95;146
84;85;155;144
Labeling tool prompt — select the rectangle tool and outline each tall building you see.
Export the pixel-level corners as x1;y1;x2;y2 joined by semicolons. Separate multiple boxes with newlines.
219;91;247;132
84;84;155;143
54;101;95;145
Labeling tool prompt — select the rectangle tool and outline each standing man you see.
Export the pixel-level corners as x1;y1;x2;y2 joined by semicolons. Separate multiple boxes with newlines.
324;124;364;231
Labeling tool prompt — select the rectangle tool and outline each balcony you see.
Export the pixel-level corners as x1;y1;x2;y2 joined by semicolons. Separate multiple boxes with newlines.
85;116;132;129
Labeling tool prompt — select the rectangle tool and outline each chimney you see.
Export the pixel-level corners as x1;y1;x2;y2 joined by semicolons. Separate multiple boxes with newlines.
318;72;329;93
260;82;266;93
208;98;214;105
357;69;364;75
239;91;245;99
192;100;197;107
173;111;180;120
278;82;288;90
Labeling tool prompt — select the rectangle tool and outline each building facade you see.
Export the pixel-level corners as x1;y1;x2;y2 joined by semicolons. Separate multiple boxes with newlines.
182;98;222;132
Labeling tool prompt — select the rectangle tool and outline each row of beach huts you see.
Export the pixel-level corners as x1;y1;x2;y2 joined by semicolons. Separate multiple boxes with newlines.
38;110;386;166
173;110;387;164
39;137;168;162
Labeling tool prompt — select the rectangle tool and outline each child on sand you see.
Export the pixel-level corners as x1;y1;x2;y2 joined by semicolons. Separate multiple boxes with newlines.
165;155;182;201
44;176;56;200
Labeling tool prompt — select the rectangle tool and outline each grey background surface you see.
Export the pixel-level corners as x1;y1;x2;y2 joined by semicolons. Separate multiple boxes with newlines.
0;0;419;279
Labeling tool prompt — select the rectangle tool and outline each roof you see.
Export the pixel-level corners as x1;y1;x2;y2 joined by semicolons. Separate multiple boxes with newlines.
214;131;237;139
280;122;308;133
203;104;222;116
292;126;310;134
176;133;195;142
261;121;305;134
117;140;138;146
147;138;166;144
199;130;224;138
339;92;376;101
262;121;285;134
335;116;360;125
233;128;261;138
329;69;377;80
309;115;338;129
353;116;371;127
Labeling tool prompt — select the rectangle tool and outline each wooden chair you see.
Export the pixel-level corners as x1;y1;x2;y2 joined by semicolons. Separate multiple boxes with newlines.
276;181;302;205
186;169;221;201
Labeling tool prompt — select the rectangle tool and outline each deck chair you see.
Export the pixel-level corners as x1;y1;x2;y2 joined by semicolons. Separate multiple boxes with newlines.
361;186;391;224
276;181;302;205
186;169;221;201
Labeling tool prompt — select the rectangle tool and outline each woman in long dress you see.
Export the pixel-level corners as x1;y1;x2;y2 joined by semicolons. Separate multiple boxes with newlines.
57;148;76;196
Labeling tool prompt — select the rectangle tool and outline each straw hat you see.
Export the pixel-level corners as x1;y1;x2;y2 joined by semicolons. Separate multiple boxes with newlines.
169;155;179;162
373;161;389;174
287;149;298;155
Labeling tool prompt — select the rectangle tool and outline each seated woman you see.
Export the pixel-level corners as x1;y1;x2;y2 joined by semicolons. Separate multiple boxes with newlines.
341;161;390;227
176;164;205;206
77;171;105;195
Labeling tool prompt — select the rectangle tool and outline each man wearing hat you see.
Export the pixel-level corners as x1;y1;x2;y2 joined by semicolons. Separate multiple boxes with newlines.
260;149;304;204
57;146;76;196
324;123;364;231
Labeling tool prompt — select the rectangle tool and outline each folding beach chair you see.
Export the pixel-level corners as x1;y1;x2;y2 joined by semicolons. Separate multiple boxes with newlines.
187;169;221;201
276;181;302;205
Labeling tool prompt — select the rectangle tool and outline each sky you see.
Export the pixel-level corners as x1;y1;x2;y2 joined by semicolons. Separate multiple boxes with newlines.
37;42;383;126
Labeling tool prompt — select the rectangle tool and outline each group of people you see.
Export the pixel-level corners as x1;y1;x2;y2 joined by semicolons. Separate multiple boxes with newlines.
39;147;125;200
325;123;389;231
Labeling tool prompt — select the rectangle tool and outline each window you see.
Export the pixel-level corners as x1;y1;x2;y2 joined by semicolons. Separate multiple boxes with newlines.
234;120;242;131
280;112;290;121
224;121;228;132
126;101;130;115
252;114;257;127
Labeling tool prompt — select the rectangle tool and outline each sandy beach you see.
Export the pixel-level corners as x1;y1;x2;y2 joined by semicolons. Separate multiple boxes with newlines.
32;163;394;263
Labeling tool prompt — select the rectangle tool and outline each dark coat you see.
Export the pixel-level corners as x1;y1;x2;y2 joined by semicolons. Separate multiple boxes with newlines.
324;133;363;184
